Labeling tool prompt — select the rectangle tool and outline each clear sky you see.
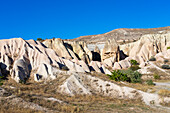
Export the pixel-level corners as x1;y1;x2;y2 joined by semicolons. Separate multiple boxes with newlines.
0;0;169;40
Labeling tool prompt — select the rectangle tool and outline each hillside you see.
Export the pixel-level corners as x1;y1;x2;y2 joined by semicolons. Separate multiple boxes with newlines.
68;26;170;44
0;30;170;112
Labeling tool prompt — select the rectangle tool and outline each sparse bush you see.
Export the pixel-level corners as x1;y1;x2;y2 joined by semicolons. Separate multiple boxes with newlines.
37;38;44;42
0;82;3;86
149;56;156;61
121;69;142;83
130;59;138;65
0;75;6;86
167;47;170;50
146;80;154;85
19;78;27;84
108;69;142;83
107;70;131;82
129;65;141;71
153;73;160;80
164;59;169;63
161;65;170;69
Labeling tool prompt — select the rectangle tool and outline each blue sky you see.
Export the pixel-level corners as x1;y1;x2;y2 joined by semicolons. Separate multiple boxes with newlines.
0;0;169;40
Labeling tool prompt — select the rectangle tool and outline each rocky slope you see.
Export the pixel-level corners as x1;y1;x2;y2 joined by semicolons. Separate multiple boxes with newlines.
0;38;111;83
59;72;170;108
68;26;170;44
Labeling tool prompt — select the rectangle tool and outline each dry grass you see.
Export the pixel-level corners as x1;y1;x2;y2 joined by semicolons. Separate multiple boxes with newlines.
124;82;154;92
160;101;170;107
158;89;170;97
149;68;165;76
1;70;170;113
91;71;158;93
145;67;170;80
0;76;167;113
0;98;41;113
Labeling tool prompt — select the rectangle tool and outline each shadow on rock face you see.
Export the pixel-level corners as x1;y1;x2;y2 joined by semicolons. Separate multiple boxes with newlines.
0;62;9;80
119;50;128;60
57;62;69;71
92;51;101;62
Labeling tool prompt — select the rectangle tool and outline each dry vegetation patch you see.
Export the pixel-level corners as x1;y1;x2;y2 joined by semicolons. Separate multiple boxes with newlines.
158;89;170;97
0;75;169;112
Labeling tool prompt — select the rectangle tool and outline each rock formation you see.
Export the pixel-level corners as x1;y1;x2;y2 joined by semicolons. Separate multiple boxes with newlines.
101;38;120;61
120;33;170;65
43;39;92;64
0;30;169;84
0;38;111;83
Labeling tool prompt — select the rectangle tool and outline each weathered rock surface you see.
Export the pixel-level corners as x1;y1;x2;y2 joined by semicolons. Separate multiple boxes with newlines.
43;38;73;59
111;32;170;69
120;33;170;62
43;39;92;64
101;38;120;61
0;38;111;82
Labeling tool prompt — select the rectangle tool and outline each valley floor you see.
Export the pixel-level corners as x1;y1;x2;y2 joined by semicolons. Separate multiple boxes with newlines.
0;75;169;113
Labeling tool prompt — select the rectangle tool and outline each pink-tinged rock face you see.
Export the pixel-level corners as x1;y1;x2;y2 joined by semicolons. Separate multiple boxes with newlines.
43;39;92;64
0;38;97;82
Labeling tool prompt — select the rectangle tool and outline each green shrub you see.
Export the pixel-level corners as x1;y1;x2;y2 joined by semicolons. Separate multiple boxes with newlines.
153;73;160;79
161;65;170;69
108;69;142;83
37;38;44;42
130;59;138;65
129;65;141;71
164;59;169;63
107;70;131;82
121;69;142;83
0;82;3;86
149;56;156;61
167;47;170;50
146;80;154;85
19;78;27;84
0;75;5;86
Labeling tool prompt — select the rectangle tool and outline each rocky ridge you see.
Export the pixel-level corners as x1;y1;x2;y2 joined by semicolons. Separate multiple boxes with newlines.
68;26;170;44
